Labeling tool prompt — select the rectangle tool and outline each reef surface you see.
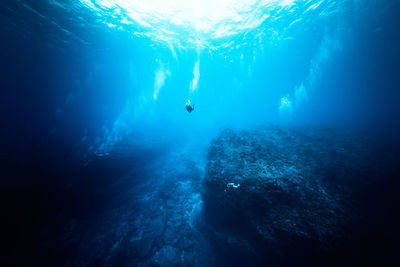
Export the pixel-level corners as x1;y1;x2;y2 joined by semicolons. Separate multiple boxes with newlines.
202;125;400;266
2;126;399;266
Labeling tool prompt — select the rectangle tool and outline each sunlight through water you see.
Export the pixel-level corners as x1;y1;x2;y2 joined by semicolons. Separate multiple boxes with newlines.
79;0;339;49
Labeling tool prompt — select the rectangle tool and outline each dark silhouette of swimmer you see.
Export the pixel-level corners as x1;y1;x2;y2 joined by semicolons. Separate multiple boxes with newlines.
186;100;195;113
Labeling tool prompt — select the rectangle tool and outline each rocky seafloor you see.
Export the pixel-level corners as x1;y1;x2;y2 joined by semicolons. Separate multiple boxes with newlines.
202;125;400;266
2;126;399;266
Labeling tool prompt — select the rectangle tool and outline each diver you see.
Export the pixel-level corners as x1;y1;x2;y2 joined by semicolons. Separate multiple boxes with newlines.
186;99;195;113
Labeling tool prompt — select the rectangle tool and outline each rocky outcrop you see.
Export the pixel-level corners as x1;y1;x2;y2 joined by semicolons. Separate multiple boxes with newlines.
202;125;398;265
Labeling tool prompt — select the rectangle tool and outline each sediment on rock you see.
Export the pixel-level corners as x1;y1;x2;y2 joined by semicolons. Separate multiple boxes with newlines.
201;125;400;265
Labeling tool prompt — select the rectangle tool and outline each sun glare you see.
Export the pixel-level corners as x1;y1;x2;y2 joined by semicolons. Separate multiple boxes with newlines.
79;0;334;48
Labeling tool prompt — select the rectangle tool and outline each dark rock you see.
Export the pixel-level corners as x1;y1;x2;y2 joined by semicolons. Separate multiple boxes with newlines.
201;125;400;265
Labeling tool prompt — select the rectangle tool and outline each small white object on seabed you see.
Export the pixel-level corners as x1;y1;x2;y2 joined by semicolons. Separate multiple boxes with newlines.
227;183;240;189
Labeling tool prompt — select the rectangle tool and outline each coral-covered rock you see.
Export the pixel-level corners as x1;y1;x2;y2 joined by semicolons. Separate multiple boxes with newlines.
202;125;396;264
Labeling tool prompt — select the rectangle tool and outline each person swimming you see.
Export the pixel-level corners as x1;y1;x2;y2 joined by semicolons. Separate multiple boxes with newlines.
186;100;195;113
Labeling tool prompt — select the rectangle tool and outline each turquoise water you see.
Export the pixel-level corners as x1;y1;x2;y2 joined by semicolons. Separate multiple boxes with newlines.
1;0;400;266
3;0;399;153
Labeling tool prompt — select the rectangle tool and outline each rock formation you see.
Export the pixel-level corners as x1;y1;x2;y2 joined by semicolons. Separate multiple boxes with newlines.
202;125;399;265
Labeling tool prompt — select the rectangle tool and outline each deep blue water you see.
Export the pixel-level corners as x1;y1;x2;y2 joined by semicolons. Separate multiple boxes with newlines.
1;0;400;266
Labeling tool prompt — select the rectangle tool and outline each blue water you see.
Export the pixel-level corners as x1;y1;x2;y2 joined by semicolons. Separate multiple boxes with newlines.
1;0;400;266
